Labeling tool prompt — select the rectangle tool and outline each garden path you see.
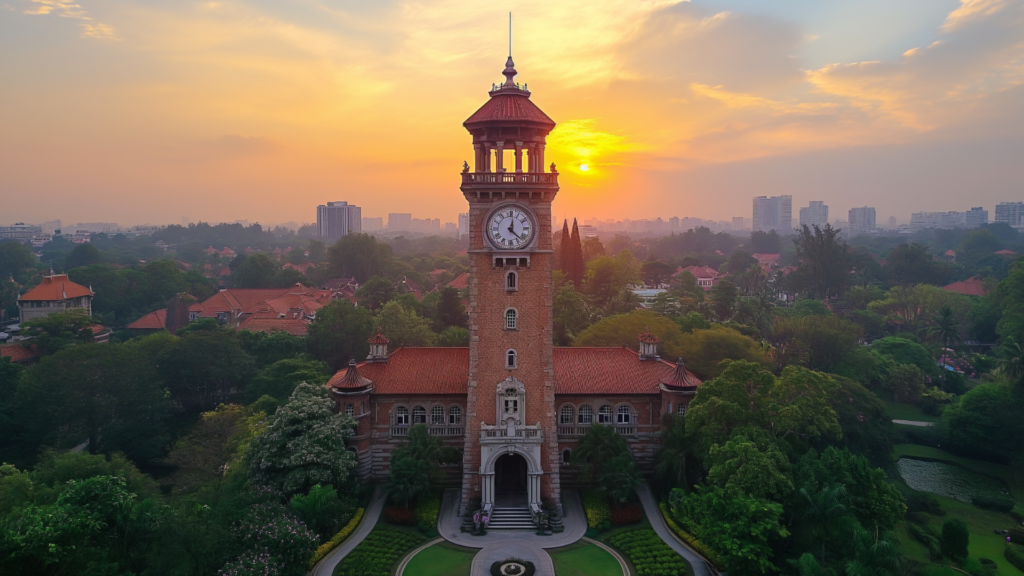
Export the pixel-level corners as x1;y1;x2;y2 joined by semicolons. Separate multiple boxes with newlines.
309;485;386;576
636;484;718;576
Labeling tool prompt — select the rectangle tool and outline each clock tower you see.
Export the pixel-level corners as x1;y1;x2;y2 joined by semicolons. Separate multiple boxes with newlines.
459;54;561;514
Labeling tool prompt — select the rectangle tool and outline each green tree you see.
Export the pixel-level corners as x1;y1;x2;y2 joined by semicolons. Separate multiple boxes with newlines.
677;325;768;380
709;277;739;320
884;243;948;286
246;357;329;404
771;315;862;372
247;382;357;496
572;423;630;485
0;241;35;280
158;329;254;413
888;363;925;402
20;309;97;355
654;413;691;495
573;309;683;356
707;432;793;499
387;424;448;506
438;326;470;346
941;518;969;562
750;230;782;254
870;336;941;377
553;284;591;345
942;382;1021;462
789;225;851;299
670;485;788;574
997;257;1024;345
793;447;905;532
997;337;1024;387
234;254;279;288
434;286;468;329
242;329;307;368
290;484;354;540
306;300;375;371
356;276;395;311
163;404;253;494
308;239;326;263
16;344;172;463
327;233;394;283
375;301;437;347
582;249;641;314
63;243;103;270
598;452;643;503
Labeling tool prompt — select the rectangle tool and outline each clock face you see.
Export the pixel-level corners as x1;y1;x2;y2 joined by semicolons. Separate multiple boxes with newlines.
486;205;535;250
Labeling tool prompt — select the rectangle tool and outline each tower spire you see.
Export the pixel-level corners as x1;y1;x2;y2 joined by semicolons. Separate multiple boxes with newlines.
502;13;516;87
509;12;512;57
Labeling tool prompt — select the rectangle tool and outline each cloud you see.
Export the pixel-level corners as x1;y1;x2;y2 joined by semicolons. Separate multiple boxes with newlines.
23;0;120;40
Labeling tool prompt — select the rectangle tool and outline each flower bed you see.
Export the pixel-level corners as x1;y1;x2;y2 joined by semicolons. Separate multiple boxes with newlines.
610;501;642;525
385;505;418;525
658;503;723;570
415;489;442;529
606;527;690;576
582;489;610;529
307;507;364;569
334;527;427;576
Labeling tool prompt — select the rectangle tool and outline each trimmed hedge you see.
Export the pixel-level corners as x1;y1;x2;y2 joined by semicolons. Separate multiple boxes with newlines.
658;502;724;570
334;527;426;576
1005;543;1024;572
308;507;364;569
1009;526;1024;544
606;527;690;576
971;495;1015;512
582;489;610;529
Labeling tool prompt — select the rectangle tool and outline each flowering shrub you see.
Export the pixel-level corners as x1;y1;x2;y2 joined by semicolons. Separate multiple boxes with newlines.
582;489;610;528
219;500;318;576
385;506;418;525
334;527;426;576
308;507;364;569
606;527;689;576
609;501;642;525
415;489;442;528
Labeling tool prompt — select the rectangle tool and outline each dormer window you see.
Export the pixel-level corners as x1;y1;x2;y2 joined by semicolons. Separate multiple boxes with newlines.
506;349;517;369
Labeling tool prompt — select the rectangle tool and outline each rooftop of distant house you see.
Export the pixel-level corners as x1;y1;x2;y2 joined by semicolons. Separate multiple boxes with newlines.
18;273;94;302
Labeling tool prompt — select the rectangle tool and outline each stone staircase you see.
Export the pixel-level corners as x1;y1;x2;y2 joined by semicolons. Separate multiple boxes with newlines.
486;507;536;530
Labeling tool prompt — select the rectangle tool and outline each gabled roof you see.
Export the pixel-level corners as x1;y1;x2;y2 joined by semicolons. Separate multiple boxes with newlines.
0;343;41;363
995;249;1018;256
674;265;718;279
18;274;93;302
126;309;167;330
325;346;692;396
447;273;469;290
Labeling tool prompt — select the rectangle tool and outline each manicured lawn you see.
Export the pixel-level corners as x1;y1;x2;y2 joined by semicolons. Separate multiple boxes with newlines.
402;541;475;576
332;524;426;576
550;541;623;576
884;399;941;422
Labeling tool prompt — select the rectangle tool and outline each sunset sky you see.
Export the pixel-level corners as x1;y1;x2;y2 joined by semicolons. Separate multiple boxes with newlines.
1;0;1022;227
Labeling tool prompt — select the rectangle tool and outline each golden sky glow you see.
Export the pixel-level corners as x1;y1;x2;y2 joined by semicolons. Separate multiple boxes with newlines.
1;0;1023;226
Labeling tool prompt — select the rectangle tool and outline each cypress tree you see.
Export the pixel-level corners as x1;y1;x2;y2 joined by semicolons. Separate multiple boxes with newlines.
559;219;571;275
570;219;584;289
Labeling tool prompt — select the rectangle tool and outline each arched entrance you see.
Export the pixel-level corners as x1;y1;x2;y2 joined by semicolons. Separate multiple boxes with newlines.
494;453;528;508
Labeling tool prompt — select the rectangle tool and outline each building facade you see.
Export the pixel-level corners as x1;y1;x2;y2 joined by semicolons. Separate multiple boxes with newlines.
848;206;876;235
317;201;362;239
799;201;829;229
18;273;94;323
325;57;702;520
996;202;1024;229
753;195;793;233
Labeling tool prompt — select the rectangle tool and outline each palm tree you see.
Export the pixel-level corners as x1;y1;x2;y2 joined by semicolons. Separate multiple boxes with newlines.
929;305;961;367
998;337;1024;386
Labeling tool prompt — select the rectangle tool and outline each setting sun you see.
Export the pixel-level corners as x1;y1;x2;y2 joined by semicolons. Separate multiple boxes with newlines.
580;164;589;172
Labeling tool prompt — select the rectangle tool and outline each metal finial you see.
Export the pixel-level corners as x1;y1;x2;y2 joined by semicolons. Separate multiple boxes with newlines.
509;12;512;57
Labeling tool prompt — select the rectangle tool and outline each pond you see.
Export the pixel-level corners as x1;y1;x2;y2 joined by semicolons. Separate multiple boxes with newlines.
897;458;1008;502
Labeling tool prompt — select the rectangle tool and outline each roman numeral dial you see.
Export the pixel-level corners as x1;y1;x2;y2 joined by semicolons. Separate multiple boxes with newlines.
486;205;535;251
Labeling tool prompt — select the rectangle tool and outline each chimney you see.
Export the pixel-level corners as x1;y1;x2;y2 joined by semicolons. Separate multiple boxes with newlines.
638;327;659;360
366;326;389;362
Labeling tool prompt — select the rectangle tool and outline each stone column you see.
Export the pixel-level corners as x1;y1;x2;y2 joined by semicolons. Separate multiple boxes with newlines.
473;143;483;173
528;473;542;506
481;473;495;507
514;142;523;173
495;141;505;173
538;143;545;172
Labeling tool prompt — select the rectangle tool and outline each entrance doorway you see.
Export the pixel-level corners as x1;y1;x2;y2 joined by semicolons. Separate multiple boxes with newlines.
494;453;528;508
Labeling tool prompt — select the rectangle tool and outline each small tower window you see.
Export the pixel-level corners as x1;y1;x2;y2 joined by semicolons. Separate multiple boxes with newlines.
562;449;572;465
506;349;517;369
598;405;613;424
617;405;632;424
395;406;409;425
345;403;354;416
449;406;462;425
560;405;575;425
678;403;687;417
506;271;518;291
505;308;517;330
578;405;594;425
431;405;445;425
412;406;426;424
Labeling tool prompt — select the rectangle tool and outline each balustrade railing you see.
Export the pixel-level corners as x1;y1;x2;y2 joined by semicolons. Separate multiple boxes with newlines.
556;424;638;437
389;426;464;438
461;172;558;186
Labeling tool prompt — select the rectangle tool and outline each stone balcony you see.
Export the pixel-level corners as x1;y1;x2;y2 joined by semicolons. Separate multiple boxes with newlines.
461;171;558;187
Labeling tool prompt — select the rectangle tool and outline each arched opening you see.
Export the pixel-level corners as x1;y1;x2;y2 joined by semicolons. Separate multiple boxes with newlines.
494;452;528;508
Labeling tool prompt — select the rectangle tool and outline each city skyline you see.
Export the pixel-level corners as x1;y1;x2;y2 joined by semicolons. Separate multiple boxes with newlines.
2;0;1022;225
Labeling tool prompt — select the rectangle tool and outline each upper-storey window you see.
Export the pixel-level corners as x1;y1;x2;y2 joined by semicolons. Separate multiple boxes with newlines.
617;405;632;424
507;270;518;291
598;405;613;424
560;405;575;425
431;405;445;425
449;406;462;425
505;309;517;330
578;405;594;425
506;349;517;369
412;406;426;424
395;406;409;425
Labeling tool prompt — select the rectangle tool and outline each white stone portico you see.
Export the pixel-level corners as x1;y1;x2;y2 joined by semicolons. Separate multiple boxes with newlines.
477;376;545;511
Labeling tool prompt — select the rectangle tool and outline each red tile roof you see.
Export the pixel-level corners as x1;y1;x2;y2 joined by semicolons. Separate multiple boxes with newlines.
126;309;167;330
326;346;691;396
0;343;41;363
447;273;469;290
464;92;555;129
18;274;93;302
237;316;309;336
752;253;781;266
943;277;989;297
995;249;1018;256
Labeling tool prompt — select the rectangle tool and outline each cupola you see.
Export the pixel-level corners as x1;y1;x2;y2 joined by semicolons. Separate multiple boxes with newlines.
638;328;659;360
660;359;701;390
367;326;389;362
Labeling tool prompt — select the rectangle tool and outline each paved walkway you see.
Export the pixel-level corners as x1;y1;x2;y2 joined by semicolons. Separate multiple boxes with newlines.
893;419;935;427
437;488;588;576
309;486;386;576
636;484;718;576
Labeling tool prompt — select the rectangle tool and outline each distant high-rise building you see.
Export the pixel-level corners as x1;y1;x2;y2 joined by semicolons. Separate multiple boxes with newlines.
361;217;383;232
458;213;469;238
996;202;1024;228
888;216;897;229
848;207;876;235
317;201;361;239
752;195;792;233
388;213;412;232
732;216;745;231
799;201;829;229
964;207;988;229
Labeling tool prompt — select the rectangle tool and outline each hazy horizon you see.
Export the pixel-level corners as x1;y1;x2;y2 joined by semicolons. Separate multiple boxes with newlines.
2;0;1022;226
